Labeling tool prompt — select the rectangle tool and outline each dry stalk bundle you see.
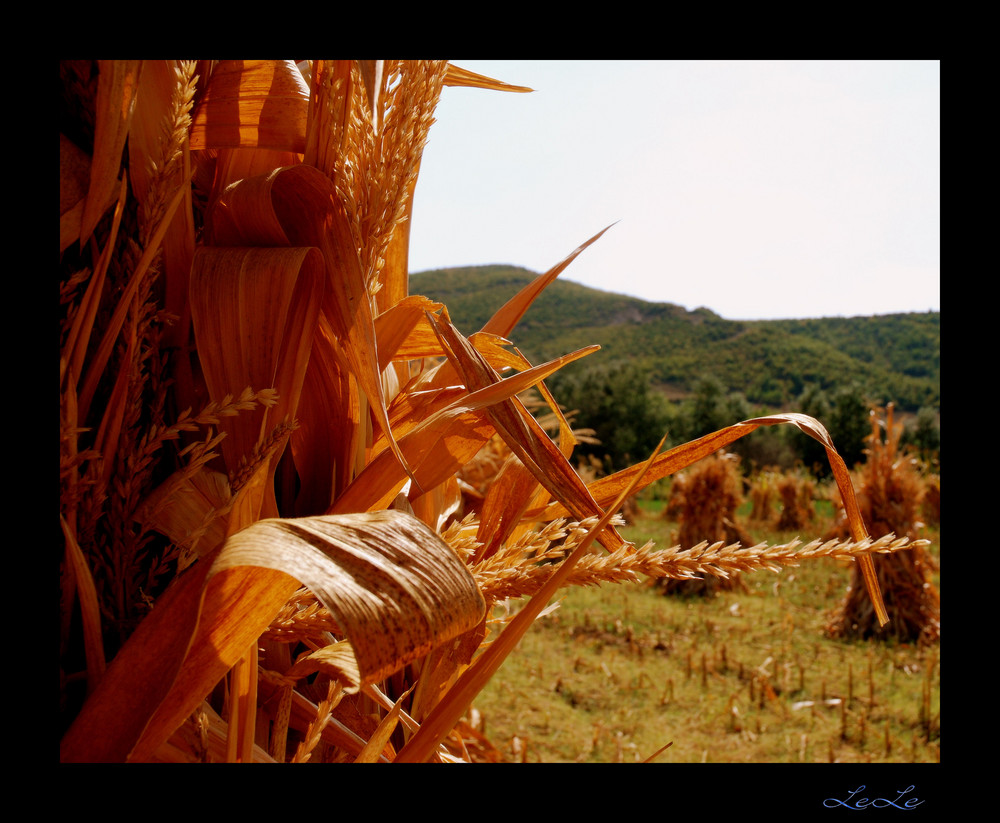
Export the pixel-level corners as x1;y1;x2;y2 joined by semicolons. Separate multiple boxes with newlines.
825;406;940;645
60;60;908;763
748;470;776;523
774;470;816;531
922;473;940;527
656;451;752;595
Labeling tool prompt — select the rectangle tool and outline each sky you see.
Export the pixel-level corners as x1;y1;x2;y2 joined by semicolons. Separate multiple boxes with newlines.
407;60;940;321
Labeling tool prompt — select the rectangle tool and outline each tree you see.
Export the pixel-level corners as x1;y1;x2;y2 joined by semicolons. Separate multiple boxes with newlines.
548;363;672;472
679;374;751;441
796;383;832;475
828;384;872;470
903;406;940;464
795;383;871;477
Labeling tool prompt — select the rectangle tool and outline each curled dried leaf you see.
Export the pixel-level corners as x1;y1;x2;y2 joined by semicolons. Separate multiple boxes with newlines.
211;510;486;684
62;509;484;762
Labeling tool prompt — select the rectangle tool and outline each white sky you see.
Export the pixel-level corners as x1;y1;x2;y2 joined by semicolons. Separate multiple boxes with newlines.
407;60;940;321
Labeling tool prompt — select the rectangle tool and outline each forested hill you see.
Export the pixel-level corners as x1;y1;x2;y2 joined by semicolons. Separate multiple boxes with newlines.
408;265;940;412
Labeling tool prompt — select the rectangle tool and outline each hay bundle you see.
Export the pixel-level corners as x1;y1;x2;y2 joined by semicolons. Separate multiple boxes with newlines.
826;406;940;644
922;473;940;527
774;470;816;532
747;470;776;523
656;451;752;596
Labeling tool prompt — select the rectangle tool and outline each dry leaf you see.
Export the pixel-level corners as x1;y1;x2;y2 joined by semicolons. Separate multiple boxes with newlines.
81;61;141;243
189;60;310;153
444;64;533;93
61;509;484;762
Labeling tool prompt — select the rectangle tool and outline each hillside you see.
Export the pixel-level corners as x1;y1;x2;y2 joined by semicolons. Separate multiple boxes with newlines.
408;265;940;412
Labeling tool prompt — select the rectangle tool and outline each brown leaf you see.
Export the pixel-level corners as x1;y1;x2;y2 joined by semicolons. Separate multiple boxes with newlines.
288;314;361;514
189;60;310;153
189;245;325;520
332;344;599;514
431;314;626;552
374;295;446;369
61;509;484;762
212;163;417;488
443;64;533;93
81;61;141;244
285;640;363;694
480;224;615;337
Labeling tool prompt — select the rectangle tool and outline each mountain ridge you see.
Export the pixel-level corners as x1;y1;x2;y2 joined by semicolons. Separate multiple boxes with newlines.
408;265;940;412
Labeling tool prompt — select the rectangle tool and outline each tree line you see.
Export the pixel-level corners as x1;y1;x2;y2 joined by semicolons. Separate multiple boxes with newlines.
545;363;940;481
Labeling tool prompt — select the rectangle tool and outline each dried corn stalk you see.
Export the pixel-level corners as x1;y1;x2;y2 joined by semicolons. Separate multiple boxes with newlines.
59;60;909;763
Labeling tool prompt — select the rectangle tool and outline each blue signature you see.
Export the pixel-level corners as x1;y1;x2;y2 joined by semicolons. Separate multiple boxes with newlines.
824;785;925;810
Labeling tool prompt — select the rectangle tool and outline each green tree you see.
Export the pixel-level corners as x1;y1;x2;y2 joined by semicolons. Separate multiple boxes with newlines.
793;383;872;476
679;374;752;441
828;384;871;470
903;406;940;463
796;383;833;475
671;375;791;471
549;363;672;472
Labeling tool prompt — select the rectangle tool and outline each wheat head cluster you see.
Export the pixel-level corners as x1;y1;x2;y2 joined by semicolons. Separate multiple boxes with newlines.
59;60;925;763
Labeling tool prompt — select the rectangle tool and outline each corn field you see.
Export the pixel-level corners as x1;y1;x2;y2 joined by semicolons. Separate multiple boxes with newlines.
59;60;925;763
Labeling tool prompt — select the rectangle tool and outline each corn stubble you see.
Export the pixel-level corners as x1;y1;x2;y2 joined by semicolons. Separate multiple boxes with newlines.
59;60;923;763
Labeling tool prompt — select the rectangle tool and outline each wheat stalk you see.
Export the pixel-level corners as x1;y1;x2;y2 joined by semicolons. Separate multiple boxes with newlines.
473;519;925;604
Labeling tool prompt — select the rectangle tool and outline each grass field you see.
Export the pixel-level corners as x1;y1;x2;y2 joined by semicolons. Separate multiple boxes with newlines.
471;498;941;763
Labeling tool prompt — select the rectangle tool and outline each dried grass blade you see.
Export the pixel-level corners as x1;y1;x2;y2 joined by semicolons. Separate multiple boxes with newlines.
333;408;494;514
473;347;579;561
740;413;888;627
432;314;625;551
377;172;418;316
60;516;106;692
189;245;324;481
90;325;134;488
444;64;533;93
230;642;258;763
480;224;615;337
354;685;414;763
188;60;309;153
474;454;542;562
374;295;446;369
531;420;762;520
81;61;140;244
78;174;190;419
288;314;360;514
332;344;599;514
285;640;363;693
61;176;126;390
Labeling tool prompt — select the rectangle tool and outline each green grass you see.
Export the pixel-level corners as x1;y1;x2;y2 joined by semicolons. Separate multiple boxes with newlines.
471;502;940;763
